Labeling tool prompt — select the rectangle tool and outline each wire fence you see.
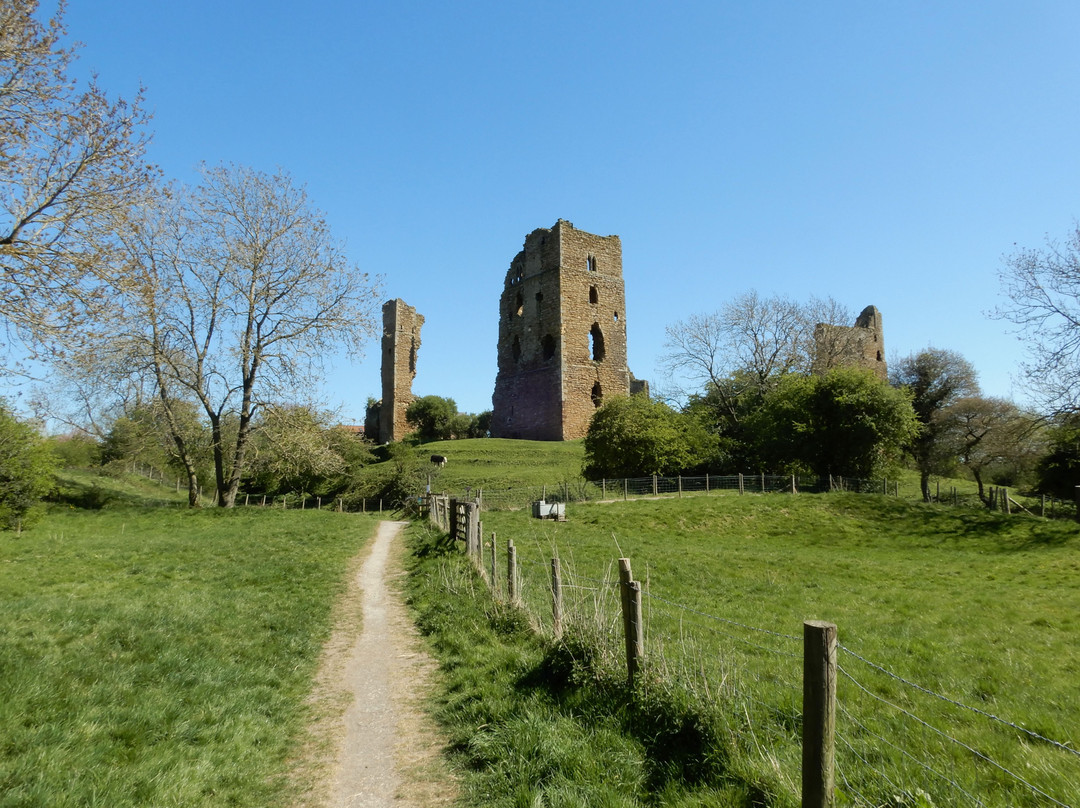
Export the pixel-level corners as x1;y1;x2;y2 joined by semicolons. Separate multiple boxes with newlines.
438;473;1079;522
433;497;1079;807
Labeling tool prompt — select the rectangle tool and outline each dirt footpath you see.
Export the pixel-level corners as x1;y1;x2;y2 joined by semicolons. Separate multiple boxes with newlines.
292;520;456;808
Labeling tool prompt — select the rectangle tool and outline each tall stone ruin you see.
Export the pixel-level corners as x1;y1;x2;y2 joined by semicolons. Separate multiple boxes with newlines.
378;298;423;443
491;220;646;441
812;305;887;380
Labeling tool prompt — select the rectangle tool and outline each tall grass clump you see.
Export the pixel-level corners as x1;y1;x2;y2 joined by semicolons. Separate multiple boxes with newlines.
0;506;377;808
405;521;796;807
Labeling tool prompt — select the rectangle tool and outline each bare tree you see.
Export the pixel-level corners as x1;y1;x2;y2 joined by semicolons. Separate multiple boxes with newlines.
0;0;153;359
997;224;1080;413
106;164;380;507
890;348;980;501
938;396;1040;505
660;292;850;423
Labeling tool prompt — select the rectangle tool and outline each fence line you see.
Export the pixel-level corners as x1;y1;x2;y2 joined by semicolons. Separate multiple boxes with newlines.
436;474;1076;522
431;497;1078;807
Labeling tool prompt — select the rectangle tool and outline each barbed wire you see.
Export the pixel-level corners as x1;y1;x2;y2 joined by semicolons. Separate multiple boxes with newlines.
840;643;1079;760
837;703;984;806
646;602;803;662
839;666;1070;808
835;730;898;806
644;590;801;642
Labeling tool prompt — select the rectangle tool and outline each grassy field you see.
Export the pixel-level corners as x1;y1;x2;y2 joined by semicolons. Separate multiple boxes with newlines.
419;438;587;490
0;498;377;807
438;492;1080;807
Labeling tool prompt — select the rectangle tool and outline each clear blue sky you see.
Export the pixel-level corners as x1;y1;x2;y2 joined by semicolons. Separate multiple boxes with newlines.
59;0;1080;421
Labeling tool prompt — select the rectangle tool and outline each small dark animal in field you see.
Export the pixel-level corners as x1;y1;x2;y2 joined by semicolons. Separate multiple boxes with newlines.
430;455;447;467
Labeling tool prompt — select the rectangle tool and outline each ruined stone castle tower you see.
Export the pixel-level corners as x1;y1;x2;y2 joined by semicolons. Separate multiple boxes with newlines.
378;298;423;443
491;220;645;441
812;305;887;380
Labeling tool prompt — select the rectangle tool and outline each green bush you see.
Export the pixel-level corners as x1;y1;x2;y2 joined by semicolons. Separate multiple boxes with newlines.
0;402;57;529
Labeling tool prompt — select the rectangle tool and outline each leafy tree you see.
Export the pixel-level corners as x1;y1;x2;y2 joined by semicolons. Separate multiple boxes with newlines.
0;1;153;359
890;348;980;501
1034;414;1080;500
0;401;55;529
245;404;349;496
937;396;1041;504
748;367;918;479
45;431;100;468
405;395;457;442
997;225;1080;412
660;293;853;422
583;394;720;479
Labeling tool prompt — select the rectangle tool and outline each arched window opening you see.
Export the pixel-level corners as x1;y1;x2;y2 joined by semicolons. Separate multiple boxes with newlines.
613;311;619;322
515;292;524;317
535;291;543;308
589;286;598;304
591;382;603;407
589;323;606;362
512;335;521;362
586;255;597;272
542;334;556;361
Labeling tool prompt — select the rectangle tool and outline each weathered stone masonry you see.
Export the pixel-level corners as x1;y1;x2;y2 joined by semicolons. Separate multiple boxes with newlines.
378;298;423;444
812;304;887;380
491;220;646;441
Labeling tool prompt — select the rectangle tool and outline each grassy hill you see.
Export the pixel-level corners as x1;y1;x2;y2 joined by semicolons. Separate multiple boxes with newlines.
411;437;587;490
411;487;1080;807
0;483;378;807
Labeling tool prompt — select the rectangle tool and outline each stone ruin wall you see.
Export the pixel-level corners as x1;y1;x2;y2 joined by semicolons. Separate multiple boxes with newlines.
378;298;423;443
812;304;887;380
491;220;641;441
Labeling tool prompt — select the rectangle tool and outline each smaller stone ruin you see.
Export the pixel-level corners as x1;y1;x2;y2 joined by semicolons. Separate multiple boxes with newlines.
812;305;887;380
372;298;423;444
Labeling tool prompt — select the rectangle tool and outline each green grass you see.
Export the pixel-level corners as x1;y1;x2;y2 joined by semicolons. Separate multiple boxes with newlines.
0;504;377;807
455;493;1080;806
405;522;764;807
419;437;587;490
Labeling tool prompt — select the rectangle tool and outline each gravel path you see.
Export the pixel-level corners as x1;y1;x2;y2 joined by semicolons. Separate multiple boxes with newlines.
294;520;455;808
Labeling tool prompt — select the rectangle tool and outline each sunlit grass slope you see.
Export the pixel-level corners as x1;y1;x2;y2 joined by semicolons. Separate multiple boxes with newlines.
0;505;377;808
417;437;586;490
476;494;1079;806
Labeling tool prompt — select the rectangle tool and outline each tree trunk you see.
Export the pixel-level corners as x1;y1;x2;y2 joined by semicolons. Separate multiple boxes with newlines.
919;470;932;502
972;469;988;506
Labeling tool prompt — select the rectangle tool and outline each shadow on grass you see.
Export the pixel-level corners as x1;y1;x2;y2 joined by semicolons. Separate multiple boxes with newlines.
831;493;1078;552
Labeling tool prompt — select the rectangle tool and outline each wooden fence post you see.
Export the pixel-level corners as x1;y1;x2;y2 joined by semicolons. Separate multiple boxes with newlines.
490;532;497;590
738;473;744;495
551;557;563;638
760;472;765;493
678;475;683;497
1041;494;1046;518
507;540;518;603
618;558;644;687
803;620;837;808
1003;488;1011;515
602;479;606;499
653;475;658;496
245;493;249;506
624;478;628;500
706;473;710;493
791;475;797;494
